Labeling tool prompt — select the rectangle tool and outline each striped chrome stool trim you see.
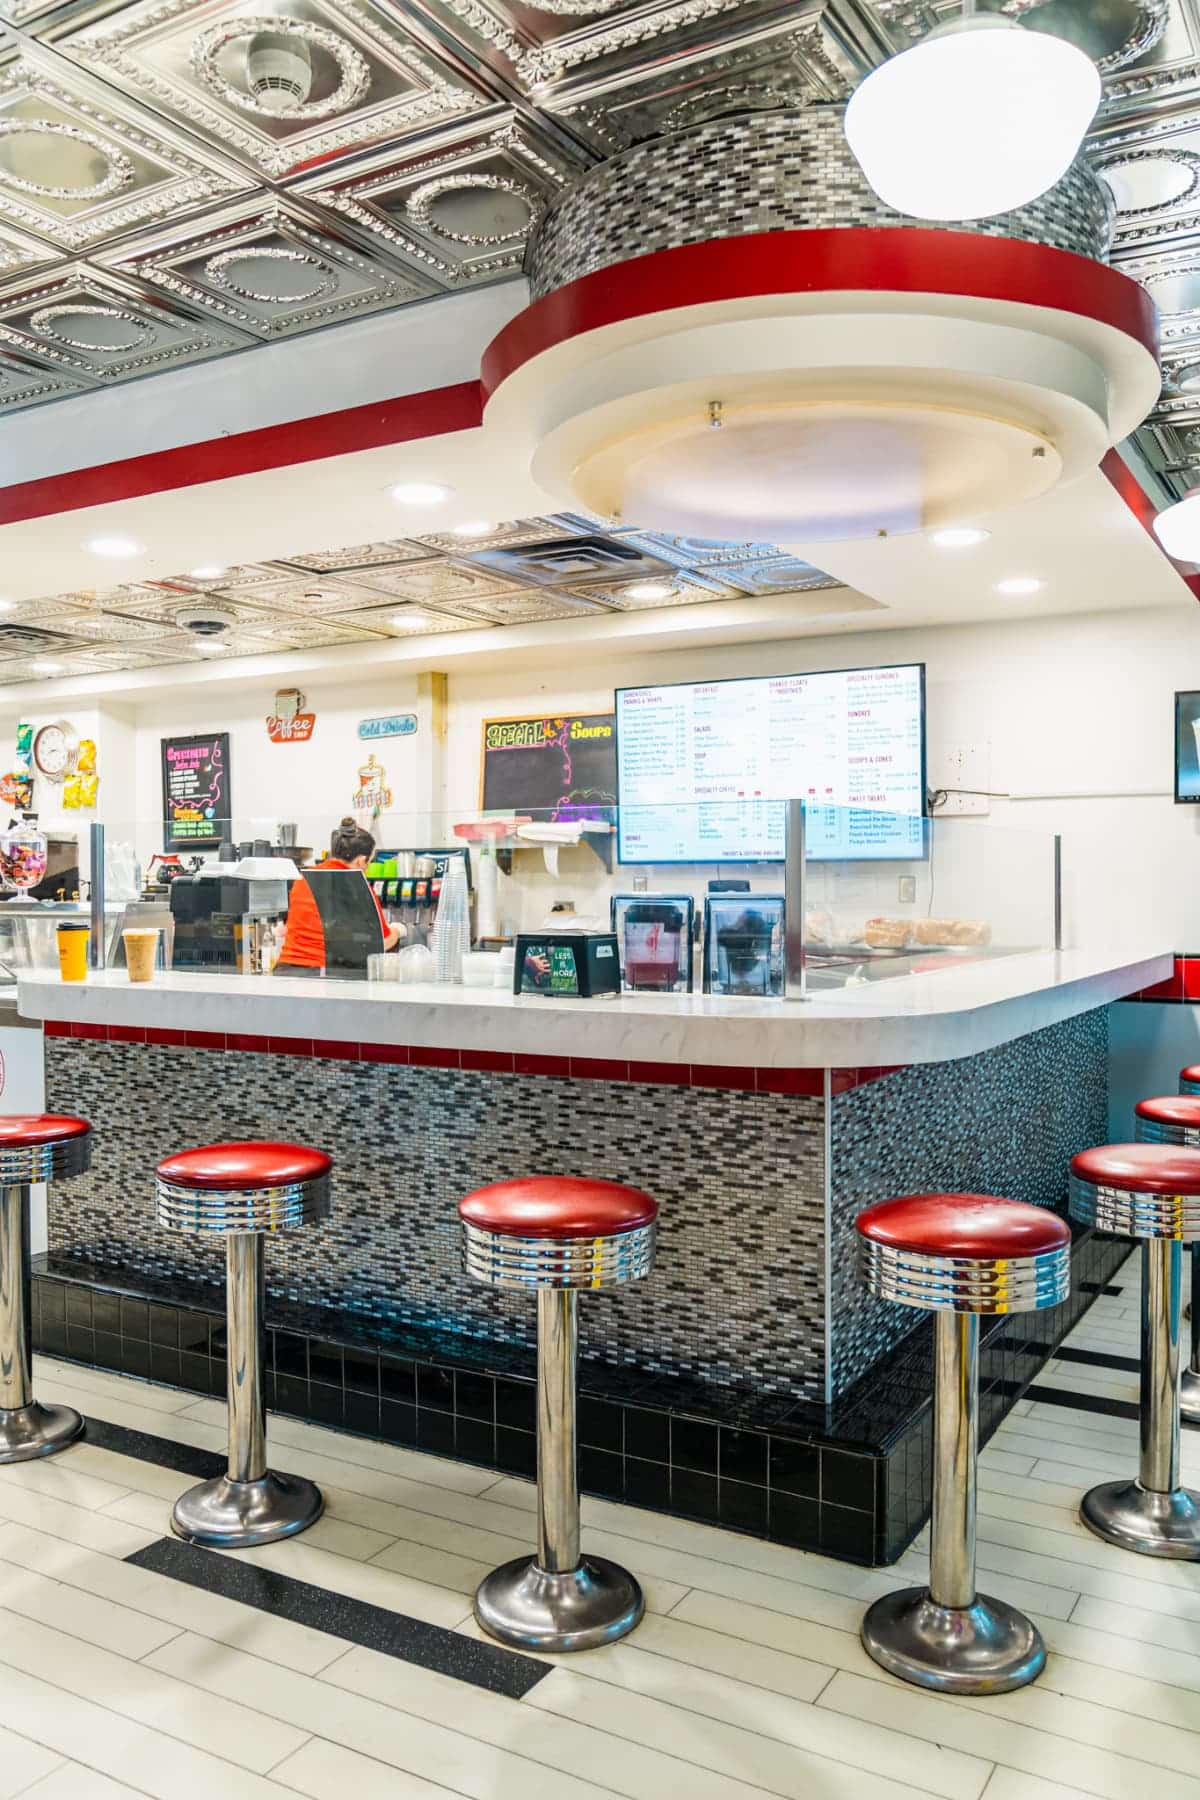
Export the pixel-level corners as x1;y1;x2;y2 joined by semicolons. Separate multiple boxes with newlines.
1069;1174;1200;1241
1137;1117;1200;1149
155;1173;332;1234
859;1239;1070;1314
462;1220;656;1291
0;1133;90;1184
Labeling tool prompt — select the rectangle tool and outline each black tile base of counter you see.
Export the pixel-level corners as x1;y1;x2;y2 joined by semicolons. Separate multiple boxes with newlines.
32;1226;1128;1567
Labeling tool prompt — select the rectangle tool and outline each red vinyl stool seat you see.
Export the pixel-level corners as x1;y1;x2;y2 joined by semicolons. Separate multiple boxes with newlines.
155;1140;333;1551
1069;1140;1200;1561
1182;1066;1200;1095
1135;1101;1200;1425
458;1173;659;1654
856;1192;1070;1697
0;1112;91;1465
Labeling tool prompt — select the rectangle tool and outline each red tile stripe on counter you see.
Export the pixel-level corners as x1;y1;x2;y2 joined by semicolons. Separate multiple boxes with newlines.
42;1020;904;1094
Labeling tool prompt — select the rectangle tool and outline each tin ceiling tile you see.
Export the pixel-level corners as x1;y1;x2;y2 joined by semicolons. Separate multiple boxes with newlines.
0;262;252;378
352;559;522;602
340;598;482;634
281;539;432;570
102;195;431;335
301;117;575;284
0;219;54;276
211;571;387;609
62;0;497;183
0;52;247;250
558;570;743;608
83;587;279;626
222;613;387;644
439;588;612;621
408;515;562;552
0;344;93;405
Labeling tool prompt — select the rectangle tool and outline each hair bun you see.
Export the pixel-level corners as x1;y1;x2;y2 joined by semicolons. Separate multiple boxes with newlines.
339;815;355;829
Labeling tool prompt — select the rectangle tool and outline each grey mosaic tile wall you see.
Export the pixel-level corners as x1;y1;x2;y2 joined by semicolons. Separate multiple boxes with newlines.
828;1008;1108;1397
45;1041;828;1401
528;107;1113;298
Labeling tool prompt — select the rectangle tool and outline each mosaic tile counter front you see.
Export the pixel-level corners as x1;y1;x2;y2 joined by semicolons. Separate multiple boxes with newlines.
44;1006;1106;1408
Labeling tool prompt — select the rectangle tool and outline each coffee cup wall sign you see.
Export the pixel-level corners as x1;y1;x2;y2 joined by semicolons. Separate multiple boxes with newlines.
267;687;316;744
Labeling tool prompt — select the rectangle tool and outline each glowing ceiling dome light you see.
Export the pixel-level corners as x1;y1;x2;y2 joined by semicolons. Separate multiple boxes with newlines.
1154;490;1200;561
843;14;1101;223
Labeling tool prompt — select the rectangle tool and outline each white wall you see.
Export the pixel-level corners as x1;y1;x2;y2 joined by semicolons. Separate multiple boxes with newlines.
0;600;1196;948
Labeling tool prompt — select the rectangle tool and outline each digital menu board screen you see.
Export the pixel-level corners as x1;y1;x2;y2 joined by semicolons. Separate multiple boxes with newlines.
615;663;926;863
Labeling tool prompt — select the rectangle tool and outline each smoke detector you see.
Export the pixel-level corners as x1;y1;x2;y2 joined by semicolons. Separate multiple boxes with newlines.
176;604;238;637
245;30;313;114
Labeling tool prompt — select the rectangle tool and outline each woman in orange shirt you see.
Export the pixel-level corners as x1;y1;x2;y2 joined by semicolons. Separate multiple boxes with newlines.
277;817;400;974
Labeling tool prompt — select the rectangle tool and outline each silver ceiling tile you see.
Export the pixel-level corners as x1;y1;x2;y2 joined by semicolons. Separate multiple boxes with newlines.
86;586;281;625
281;539;431;569
0;219;54;276
439;588;612;621
0;52;248;250
102;194;431;335
352;558;521;601
62;0;497;183
332;598;481;633
558;570;744;608
51;607;183;640
298;115;570;285
409;515;562;552
0;262;253;377
220;613;387;643
876;0;1171;77
0;343;93;404
211;570;385;609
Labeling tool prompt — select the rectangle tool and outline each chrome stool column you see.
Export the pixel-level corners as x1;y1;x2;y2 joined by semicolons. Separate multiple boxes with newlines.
1137;1095;1200;1420
1070;1141;1200;1558
0;1114;90;1462
459;1175;657;1653
156;1140;332;1548
857;1192;1070;1694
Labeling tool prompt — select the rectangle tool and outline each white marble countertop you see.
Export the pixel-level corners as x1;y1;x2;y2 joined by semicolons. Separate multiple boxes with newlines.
16;944;1171;1069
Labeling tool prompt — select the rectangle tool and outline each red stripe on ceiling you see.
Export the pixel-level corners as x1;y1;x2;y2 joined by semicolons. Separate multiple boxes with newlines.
0;378;485;528
1101;448;1200;603
481;228;1160;398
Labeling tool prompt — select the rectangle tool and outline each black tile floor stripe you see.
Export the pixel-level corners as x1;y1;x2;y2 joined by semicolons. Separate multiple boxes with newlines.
1022;1383;1200;1428
1056;1345;1141;1374
128;1538;548;1699
83;1415;225;1480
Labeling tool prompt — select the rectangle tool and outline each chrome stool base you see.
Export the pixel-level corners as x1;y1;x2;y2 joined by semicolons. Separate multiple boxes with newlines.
1080;1477;1200;1559
171;1470;323;1550
0;1400;82;1464
1182;1368;1200;1423
861;1586;1046;1695
475;1554;644;1654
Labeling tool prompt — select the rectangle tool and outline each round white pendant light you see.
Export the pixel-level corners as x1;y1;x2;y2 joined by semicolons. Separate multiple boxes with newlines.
844;13;1101;222
1154;490;1200;561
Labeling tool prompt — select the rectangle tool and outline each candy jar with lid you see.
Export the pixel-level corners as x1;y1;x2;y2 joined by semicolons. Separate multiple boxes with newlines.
0;816;47;890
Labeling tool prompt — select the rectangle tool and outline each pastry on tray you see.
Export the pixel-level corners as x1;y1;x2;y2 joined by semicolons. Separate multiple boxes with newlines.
913;918;992;947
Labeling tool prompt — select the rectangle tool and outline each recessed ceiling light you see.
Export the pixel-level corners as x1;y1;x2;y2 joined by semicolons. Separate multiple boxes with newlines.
451;520;495;538
85;535;142;558
189;565;227;581
995;576;1043;596
0;599;15;613
931;527;990;549
30;661;63;676
1154;489;1200;560
389;482;453;507
625;580;675;602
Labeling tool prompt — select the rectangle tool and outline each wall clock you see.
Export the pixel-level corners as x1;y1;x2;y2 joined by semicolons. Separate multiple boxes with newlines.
32;720;79;783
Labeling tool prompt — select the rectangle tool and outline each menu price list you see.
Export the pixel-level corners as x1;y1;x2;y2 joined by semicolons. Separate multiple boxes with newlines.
616;665;924;863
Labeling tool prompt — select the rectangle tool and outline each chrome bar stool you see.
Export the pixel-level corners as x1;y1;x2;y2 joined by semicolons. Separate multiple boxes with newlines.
1070;1141;1200;1558
0;1114;90;1462
459;1174;657;1652
156;1140;332;1548
857;1192;1070;1693
1137;1094;1200;1420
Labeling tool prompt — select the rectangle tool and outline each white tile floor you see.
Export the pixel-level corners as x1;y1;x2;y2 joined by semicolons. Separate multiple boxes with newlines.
1;1263;1198;1799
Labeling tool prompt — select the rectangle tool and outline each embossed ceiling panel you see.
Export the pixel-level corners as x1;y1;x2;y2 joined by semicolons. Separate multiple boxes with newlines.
101;195;430;334
0;340;91;401
0;260;251;374
60;0;496;181
4;514;845;679
0;52;246;248
299;118;575;285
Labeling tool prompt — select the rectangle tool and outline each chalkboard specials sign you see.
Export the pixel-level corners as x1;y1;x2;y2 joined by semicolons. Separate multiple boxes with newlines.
480;713;617;816
162;733;231;850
